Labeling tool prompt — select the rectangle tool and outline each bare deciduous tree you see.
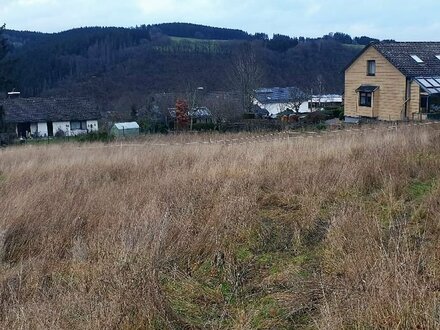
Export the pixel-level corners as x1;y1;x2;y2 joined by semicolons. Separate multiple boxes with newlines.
229;43;264;114
204;92;243;125
286;87;309;114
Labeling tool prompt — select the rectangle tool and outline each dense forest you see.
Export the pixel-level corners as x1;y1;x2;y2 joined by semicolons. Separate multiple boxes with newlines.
0;23;383;114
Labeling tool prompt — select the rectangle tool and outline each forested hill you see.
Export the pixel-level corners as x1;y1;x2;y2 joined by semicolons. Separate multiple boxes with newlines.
153;23;253;40
1;23;380;110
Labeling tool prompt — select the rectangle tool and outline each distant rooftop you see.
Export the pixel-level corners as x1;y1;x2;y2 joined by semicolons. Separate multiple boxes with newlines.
169;106;212;119
256;88;342;104
310;94;343;103
255;87;300;104
348;42;440;77
114;122;139;130
1;97;100;123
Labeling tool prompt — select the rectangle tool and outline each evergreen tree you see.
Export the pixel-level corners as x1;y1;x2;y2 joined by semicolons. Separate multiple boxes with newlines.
0;24;9;133
0;24;10;92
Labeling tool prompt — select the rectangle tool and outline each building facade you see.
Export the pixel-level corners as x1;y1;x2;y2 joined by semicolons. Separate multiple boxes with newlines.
345;42;440;121
1;97;100;138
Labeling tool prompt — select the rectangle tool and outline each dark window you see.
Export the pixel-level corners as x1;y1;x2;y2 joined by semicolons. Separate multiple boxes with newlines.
367;60;376;76
70;121;87;130
359;92;372;107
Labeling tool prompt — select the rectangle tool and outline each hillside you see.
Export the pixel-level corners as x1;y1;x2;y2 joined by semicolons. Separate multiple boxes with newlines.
1;124;440;328
1;23;369;113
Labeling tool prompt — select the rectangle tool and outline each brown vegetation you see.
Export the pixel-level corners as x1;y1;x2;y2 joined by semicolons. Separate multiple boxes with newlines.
1;125;440;329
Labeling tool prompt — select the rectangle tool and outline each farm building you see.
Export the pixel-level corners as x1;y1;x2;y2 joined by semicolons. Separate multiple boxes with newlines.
345;42;440;121
168;106;213;127
0;97;100;138
309;95;343;110
189;107;213;124
254;87;342;117
111;122;140;137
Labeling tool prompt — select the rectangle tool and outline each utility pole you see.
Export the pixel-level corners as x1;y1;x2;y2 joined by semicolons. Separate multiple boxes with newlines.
191;87;204;131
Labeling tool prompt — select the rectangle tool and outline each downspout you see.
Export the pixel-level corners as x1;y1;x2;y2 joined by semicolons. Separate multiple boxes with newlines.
427;95;430;118
404;78;410;120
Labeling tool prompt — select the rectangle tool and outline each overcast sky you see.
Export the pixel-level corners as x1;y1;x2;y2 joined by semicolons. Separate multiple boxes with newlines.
1;0;439;41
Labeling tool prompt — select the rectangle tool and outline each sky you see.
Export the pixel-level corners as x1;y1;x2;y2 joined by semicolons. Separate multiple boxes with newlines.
1;0;439;41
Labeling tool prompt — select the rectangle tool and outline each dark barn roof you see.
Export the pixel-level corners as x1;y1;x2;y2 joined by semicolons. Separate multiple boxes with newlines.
1;97;100;124
346;42;440;77
255;87;293;104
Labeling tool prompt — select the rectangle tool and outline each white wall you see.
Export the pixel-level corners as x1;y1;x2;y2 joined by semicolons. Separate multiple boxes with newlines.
70;129;87;136
256;101;312;117
87;120;99;132
29;122;48;137
30;123;38;135
53;121;71;136
54;120;99;136
37;122;48;137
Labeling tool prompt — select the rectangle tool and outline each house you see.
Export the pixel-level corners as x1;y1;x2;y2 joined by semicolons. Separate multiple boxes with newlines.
111;122;140;137
254;87;309;117
254;87;341;116
188;107;213;124
168;106;213;127
345;42;440;122
1;97;100;138
309;95;343;111
250;104;270;118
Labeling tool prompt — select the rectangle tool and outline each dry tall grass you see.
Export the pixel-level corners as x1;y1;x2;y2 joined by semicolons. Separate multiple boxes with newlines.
1;126;440;329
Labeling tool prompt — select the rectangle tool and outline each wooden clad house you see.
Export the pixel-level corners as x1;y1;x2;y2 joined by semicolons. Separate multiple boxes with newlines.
345;42;440;121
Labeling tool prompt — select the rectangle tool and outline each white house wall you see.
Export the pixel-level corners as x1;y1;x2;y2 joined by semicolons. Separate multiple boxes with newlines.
37;122;48;136
53;121;71;136
30;123;38;135
70;120;99;136
256;101;312;116
87;120;99;132
30;122;48;137
55;121;98;136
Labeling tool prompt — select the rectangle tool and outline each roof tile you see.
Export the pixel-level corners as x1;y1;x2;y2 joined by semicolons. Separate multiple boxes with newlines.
373;42;440;77
1;97;100;123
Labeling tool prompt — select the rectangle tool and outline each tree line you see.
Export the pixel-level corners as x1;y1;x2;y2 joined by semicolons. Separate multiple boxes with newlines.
0;23;380;119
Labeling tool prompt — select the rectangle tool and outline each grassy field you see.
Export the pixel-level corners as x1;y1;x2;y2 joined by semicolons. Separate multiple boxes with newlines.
1;125;440;329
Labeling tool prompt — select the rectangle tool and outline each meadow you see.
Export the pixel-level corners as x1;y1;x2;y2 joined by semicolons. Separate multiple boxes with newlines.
1;125;440;329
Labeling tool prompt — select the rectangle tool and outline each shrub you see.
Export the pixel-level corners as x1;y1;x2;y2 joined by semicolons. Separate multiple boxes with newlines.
191;123;216;131
303;111;327;124
322;107;344;120
243;113;256;119
54;128;66;138
338;107;345;120
316;123;327;130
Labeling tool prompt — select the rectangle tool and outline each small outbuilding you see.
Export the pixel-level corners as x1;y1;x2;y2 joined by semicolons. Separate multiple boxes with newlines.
111;122;140;137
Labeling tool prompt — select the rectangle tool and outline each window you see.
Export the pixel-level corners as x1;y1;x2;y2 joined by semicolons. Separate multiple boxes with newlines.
367;60;376;76
436;55;440;60
70;121;87;130
410;55;423;63
359;92;372;107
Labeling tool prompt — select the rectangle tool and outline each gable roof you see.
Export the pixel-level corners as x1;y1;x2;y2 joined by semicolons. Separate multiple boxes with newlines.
346;42;440;77
1;97;100;124
255;87;302;104
189;107;212;119
168;107;212;119
113;122;139;130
